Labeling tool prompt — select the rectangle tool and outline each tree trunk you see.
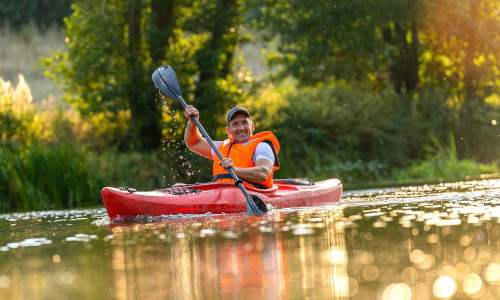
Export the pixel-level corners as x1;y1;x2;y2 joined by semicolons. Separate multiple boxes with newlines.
149;0;176;63
126;0;162;150
383;22;420;94
194;0;239;132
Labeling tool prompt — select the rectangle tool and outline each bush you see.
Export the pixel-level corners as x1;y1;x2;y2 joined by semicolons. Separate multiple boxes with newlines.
0;142;102;212
393;134;499;180
247;80;400;178
92;150;178;191
455;95;500;162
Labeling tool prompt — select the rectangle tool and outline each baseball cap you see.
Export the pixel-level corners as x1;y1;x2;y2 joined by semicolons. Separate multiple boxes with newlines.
226;107;250;125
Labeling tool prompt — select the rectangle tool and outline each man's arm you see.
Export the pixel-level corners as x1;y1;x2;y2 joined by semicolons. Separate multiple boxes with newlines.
184;105;213;159
219;158;274;182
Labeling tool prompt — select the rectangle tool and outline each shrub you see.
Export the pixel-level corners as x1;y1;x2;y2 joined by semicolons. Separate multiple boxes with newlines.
0;142;103;212
247;80;399;178
393;134;499;180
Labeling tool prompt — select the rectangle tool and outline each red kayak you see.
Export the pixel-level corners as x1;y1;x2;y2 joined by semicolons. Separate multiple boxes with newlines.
102;178;342;219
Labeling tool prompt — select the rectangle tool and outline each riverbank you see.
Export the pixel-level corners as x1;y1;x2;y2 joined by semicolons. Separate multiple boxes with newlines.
1;25;498;213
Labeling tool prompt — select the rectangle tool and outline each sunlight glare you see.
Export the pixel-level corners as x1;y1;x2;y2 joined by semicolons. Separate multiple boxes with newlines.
485;263;500;283
382;283;411;300
433;276;456;298
463;273;482;295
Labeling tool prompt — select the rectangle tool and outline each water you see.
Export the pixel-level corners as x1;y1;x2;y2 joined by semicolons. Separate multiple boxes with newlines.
1;179;500;299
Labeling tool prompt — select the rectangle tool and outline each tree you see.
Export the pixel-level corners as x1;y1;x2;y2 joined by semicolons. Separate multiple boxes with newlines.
45;0;164;150
255;0;421;93
419;0;500;97
45;0;250;150
256;0;500;96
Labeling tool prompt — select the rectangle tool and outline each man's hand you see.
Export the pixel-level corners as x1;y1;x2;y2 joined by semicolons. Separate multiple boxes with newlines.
184;105;199;123
221;158;273;183
184;105;212;159
219;158;236;172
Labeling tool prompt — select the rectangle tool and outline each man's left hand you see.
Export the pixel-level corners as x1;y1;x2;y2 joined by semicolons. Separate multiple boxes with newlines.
219;158;235;172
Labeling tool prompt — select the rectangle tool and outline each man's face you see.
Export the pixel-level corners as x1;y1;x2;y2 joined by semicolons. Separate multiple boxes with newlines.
226;113;254;143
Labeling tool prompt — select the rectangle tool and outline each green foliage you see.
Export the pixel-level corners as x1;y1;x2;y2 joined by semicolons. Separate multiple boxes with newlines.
255;0;421;92
393;134;499;180
44;0;254;150
43;0;130;114
43;0;168;150
91;150;177;190
256;0;499;98
248;80;399;178
2;0;499;215
419;0;500;96
381;87;457;164
455;97;500;162
311;159;390;184
0;75;41;143
246;79;499;184
0;142;102;212
0;142;191;212
0;74;130;150
0;0;73;30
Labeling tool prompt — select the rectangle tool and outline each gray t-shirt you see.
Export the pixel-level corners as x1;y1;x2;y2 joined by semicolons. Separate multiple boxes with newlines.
211;140;275;164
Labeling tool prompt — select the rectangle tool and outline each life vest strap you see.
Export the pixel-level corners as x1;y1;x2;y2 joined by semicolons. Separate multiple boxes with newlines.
211;174;267;189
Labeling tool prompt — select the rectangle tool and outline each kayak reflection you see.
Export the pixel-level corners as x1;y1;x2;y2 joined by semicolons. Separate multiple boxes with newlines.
107;208;348;299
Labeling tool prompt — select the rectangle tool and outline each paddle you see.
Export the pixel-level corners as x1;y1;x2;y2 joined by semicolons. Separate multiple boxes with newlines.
152;65;268;215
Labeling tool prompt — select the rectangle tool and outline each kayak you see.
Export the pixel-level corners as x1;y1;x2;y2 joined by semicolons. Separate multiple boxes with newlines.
102;178;342;219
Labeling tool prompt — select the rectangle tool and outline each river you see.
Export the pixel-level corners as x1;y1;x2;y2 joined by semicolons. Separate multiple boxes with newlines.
1;179;499;299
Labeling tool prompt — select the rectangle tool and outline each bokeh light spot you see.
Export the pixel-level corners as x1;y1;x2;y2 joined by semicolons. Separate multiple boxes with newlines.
463;273;482;295
382;283;411;300
485;263;500;283
433;276;456;298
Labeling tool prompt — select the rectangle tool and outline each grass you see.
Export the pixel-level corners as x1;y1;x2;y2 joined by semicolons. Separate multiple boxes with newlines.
0;23;66;102
0;142;102;212
392;135;499;181
0;141;186;212
343;135;500;190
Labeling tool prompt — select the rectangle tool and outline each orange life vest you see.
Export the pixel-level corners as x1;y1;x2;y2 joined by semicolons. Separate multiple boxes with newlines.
212;131;280;189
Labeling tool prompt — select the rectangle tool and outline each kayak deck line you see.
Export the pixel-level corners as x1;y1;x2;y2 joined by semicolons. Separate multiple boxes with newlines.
102;178;342;219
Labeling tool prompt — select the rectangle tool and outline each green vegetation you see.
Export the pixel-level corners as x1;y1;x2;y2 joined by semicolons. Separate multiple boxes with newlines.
0;74;181;211
43;0;251;150
0;0;72;29
1;0;499;212
392;135;499;180
0;142;99;211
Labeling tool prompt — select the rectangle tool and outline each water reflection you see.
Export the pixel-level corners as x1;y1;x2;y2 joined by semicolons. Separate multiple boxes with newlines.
0;179;499;299
108;209;348;299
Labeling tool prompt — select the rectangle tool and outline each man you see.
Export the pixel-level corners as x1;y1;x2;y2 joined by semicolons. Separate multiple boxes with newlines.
184;105;279;189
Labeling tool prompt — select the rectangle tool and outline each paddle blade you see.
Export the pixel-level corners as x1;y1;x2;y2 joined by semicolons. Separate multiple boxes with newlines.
246;195;268;215
152;65;182;100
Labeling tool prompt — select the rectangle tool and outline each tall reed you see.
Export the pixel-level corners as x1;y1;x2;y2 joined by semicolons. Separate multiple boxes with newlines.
0;143;103;212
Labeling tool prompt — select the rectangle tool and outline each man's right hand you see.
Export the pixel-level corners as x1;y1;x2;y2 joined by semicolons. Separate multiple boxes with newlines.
184;105;199;123
183;105;213;159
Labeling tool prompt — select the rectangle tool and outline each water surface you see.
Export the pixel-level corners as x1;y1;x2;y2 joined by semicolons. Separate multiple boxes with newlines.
1;179;500;299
